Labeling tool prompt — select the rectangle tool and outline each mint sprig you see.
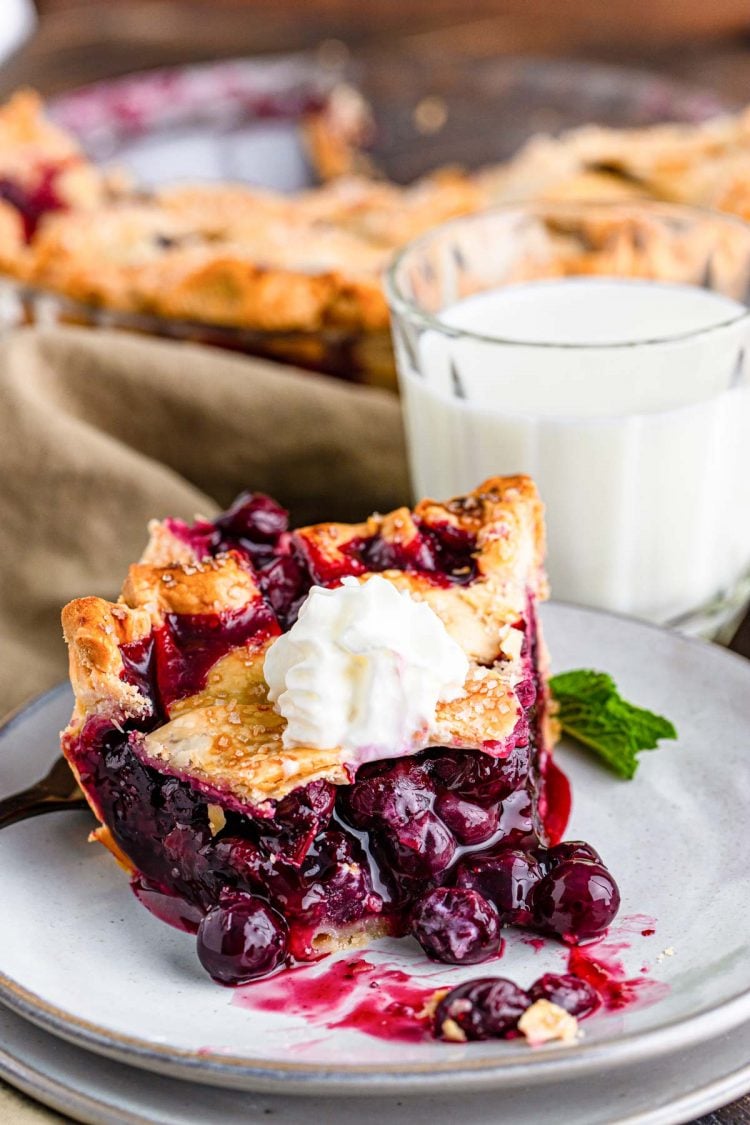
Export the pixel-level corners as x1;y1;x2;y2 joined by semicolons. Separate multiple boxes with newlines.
548;669;677;780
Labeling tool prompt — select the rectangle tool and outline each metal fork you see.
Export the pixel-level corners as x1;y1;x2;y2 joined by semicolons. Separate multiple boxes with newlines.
0;754;88;830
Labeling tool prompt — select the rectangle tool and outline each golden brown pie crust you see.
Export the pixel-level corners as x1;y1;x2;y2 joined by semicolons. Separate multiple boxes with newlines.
62;476;548;809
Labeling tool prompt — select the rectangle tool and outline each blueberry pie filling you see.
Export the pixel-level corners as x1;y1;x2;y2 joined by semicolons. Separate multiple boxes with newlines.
61;477;620;1017
0;167;68;240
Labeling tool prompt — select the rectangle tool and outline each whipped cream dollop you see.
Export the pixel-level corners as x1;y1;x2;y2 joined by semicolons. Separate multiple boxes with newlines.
263;575;469;760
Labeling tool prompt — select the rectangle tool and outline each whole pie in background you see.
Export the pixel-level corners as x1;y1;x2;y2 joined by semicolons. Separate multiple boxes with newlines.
2;80;750;383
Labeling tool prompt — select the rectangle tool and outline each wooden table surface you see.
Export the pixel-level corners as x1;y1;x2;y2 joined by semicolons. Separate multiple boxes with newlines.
3;2;750;1122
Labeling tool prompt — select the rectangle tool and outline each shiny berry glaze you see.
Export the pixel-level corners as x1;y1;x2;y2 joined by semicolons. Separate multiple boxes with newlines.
236;956;438;1043
237;950;661;1045
538;759;572;847
567;940;670;1012
165;495;310;630
341;521;479;588
165;493;480;629
158;606;277;710
118;602;279;717
65;491;620;988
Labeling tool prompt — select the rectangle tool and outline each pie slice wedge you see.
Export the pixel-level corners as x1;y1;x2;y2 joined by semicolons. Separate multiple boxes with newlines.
61;477;619;980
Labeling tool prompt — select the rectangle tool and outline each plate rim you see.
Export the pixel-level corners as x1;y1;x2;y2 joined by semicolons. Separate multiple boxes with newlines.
2;1008;750;1125
1;604;750;1092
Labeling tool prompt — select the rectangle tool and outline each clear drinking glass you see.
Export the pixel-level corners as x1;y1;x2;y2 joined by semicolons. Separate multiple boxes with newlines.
385;201;750;638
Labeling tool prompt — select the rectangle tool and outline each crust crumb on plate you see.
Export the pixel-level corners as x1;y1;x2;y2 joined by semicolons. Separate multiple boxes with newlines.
518;999;580;1046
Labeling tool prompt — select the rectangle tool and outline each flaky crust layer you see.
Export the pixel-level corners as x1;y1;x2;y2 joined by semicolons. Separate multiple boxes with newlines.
62;477;547;809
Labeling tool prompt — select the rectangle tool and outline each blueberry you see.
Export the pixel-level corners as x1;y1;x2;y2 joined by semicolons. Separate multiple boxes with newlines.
434;977;530;1040
514;677;537;709
214;492;288;544
430;743;530;804
297;831;381;926
360;530;437;573
216;836;268;885
343;760;435;829
384;810;456;877
456;848;543;926
256;554;310;629
259;779;336;866
411;887;501;965
532;859;620;943
528;972;599;1017
541;840;603;870
196;892;288;984
434;790;499;845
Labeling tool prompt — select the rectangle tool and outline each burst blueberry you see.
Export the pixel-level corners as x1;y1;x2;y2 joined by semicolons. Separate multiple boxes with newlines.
411;887;501;964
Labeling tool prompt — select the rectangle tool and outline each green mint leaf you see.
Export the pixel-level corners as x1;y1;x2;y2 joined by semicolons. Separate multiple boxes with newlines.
548;669;677;780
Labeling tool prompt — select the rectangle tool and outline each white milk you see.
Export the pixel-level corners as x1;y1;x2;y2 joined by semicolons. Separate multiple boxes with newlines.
398;278;750;623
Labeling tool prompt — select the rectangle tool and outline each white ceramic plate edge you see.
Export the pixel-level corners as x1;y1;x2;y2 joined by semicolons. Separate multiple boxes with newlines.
4;959;750;1095
2;1011;750;1125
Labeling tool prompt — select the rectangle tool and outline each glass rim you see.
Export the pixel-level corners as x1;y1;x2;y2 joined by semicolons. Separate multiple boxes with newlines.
384;199;750;351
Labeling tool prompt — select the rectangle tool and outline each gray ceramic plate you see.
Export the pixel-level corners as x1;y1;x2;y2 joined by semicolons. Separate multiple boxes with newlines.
0;603;748;1095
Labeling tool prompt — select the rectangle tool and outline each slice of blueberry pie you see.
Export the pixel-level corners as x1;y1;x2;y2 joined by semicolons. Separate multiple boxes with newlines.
61;477;619;987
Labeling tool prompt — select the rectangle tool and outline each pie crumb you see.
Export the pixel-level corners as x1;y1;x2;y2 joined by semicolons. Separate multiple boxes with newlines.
419;988;450;1022
439;1017;468;1043
518;999;579;1046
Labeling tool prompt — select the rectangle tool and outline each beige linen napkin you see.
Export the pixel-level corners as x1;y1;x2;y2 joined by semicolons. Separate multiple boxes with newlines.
0;326;408;714
0;1085;67;1122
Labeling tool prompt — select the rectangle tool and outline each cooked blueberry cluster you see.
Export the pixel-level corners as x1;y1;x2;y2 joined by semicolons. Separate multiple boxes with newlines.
434;971;599;1041
71;722;619;988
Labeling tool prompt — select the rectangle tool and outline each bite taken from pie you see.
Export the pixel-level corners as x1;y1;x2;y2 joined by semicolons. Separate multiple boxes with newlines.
60;476;620;1009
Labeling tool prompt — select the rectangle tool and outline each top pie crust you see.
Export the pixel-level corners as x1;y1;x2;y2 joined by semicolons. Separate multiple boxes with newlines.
62;476;548;809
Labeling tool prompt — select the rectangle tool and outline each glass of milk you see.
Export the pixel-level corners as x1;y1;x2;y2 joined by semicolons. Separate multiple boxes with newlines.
385;201;750;637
